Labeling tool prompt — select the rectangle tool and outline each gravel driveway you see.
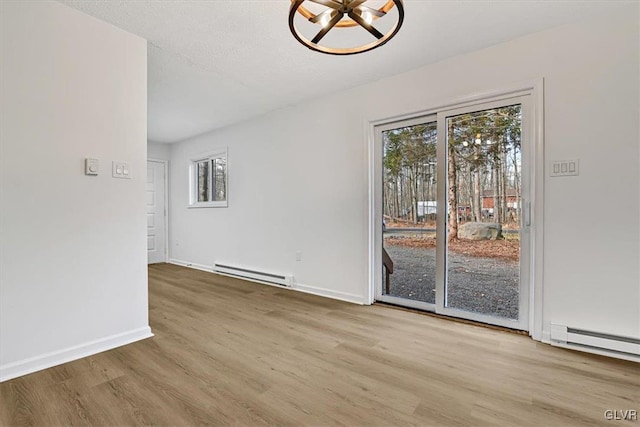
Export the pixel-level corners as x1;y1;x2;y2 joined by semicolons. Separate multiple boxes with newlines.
384;245;519;320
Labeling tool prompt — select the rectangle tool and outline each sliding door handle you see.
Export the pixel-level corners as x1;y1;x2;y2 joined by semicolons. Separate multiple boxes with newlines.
523;201;531;227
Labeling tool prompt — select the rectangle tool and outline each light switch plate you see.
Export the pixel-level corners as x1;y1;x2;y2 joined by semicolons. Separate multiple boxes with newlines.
85;158;99;176
550;159;579;177
112;161;131;179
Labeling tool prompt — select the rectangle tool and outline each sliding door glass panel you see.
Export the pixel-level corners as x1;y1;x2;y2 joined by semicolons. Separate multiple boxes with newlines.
382;121;437;304
445;104;522;319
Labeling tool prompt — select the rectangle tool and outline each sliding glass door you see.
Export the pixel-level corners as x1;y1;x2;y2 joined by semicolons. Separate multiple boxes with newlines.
376;96;531;330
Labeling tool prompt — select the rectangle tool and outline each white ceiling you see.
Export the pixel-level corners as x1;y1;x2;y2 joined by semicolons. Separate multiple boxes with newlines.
60;0;626;143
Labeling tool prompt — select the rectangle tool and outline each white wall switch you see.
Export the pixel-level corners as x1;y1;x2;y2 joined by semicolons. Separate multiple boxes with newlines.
85;158;99;176
550;159;579;177
112;161;131;179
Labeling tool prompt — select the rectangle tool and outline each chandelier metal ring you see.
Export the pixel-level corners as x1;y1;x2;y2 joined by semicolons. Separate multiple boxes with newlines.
288;0;405;55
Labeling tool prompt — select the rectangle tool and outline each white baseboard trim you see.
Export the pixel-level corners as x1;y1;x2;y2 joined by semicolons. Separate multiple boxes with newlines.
541;330;551;344
169;258;212;272
293;283;366;305
169;259;366;305
0;326;153;382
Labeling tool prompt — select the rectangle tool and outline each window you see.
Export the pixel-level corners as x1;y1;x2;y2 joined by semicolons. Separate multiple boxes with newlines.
188;148;228;208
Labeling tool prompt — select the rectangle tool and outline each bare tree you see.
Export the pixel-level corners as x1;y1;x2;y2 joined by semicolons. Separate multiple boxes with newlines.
447;120;459;241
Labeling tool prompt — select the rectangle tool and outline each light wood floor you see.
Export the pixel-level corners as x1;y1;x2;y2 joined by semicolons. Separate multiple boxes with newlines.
1;264;638;426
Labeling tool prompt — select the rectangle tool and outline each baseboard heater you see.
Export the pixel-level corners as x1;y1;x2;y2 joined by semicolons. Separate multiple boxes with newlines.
212;263;293;288
550;324;640;358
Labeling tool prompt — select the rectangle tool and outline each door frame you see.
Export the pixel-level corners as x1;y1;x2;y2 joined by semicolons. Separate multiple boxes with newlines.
148;158;169;264
367;79;545;339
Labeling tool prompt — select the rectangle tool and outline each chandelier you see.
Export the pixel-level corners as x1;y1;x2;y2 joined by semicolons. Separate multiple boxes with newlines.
288;0;405;55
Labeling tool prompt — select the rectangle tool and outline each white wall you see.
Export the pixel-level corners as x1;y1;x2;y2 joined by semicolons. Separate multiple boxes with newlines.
169;7;639;339
0;1;151;381
148;141;171;161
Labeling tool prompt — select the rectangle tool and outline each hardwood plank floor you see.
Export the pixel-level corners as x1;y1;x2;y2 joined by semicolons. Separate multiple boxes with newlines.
1;263;638;426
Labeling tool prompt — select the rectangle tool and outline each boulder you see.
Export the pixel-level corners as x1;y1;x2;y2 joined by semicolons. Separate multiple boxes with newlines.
458;222;503;240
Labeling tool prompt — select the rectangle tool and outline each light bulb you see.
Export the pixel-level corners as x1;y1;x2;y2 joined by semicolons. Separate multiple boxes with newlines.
362;10;373;25
462;141;469;147
475;138;481;145
320;13;330;28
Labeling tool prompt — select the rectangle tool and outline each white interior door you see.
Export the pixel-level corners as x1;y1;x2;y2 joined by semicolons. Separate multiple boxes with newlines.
147;160;167;264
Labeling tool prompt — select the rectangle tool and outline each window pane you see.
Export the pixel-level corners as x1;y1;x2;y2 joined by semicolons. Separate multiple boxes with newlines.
382;121;438;303
197;160;209;202
445;104;522;320
212;157;226;202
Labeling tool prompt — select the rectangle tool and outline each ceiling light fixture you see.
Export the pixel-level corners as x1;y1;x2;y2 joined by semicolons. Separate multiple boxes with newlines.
289;0;405;55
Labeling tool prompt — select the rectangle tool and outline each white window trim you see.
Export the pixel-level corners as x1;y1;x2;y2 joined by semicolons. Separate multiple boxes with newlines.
188;148;228;208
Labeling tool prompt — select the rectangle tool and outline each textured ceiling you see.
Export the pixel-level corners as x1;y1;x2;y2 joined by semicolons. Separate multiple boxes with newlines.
59;0;626;143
